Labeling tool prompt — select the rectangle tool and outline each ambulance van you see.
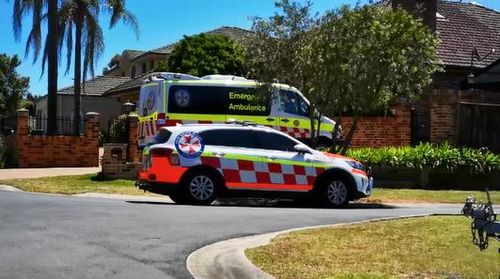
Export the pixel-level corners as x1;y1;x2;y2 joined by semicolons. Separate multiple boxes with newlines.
137;73;337;148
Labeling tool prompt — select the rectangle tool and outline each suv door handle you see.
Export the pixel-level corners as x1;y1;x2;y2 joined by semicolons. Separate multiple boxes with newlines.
266;117;275;121
212;152;225;157
281;118;289;123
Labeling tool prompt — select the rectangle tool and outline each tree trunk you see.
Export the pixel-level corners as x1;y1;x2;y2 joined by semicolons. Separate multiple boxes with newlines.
329;116;342;153
339;115;360;155
309;110;316;149
46;0;58;134
73;1;84;135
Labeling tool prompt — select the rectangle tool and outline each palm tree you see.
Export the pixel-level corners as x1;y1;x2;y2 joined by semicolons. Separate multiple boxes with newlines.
58;0;139;135
12;0;59;134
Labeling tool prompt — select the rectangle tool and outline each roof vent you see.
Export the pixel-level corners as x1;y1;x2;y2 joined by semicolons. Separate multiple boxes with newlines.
436;12;448;21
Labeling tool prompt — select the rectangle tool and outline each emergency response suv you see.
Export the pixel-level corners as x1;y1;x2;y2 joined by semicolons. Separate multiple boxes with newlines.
137;73;338;148
137;123;373;207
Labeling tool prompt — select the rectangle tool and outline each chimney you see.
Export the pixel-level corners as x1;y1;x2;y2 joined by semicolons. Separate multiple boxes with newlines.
392;0;437;32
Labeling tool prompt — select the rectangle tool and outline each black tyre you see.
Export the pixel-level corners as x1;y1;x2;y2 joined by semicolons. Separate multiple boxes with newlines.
320;177;350;207
182;170;220;205
168;189;187;204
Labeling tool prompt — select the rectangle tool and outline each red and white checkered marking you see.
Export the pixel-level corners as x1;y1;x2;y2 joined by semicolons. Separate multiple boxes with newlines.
279;126;311;139
200;156;324;186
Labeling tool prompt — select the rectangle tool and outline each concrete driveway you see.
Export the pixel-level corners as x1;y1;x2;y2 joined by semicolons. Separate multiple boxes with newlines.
0;190;462;279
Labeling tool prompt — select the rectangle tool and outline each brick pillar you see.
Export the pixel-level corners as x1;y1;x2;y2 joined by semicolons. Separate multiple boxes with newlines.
394;104;411;146
16;108;29;136
127;114;139;162
430;89;457;144
84;112;100;167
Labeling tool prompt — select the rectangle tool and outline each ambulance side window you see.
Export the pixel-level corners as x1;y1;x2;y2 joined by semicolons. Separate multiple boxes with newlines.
201;129;259;149
280;90;309;117
256;131;298;152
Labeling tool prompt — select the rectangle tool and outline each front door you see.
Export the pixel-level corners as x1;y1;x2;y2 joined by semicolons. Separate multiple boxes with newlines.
278;90;312;140
255;131;315;192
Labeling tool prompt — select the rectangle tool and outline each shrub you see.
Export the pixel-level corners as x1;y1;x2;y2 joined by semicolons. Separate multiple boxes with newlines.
347;143;500;175
106;114;128;143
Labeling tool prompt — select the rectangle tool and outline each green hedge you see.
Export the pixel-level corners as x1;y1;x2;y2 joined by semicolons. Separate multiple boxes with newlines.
346;143;500;175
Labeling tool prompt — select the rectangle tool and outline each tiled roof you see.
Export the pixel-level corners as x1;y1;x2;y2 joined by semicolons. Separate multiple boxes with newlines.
57;76;131;96
380;0;500;68
104;72;162;95
123;49;145;59
436;1;500;68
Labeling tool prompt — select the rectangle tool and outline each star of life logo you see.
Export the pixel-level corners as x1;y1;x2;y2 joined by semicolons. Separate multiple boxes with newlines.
175;131;205;158
174;89;190;108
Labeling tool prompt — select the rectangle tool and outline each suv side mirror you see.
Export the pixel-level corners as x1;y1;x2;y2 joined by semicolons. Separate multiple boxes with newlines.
294;144;311;154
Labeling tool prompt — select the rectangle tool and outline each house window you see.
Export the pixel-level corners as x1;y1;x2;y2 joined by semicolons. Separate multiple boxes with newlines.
131;66;136;78
142;63;146;74
150;60;155;70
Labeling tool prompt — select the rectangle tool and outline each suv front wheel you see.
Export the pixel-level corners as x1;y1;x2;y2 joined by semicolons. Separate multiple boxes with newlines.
320;177;350;207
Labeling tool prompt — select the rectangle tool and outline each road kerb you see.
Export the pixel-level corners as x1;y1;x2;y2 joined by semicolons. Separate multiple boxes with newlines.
186;213;458;279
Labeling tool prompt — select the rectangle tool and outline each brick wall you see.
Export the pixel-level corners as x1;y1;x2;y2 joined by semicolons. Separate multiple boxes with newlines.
430;89;457;144
341;105;411;147
15;109;100;168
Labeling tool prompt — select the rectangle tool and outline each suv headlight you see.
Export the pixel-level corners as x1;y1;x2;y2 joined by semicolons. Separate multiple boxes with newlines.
346;160;365;171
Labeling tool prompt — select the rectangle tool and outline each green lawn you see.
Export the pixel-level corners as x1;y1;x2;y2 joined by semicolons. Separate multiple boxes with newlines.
246;216;500;279
364;188;499;204
0;173;151;196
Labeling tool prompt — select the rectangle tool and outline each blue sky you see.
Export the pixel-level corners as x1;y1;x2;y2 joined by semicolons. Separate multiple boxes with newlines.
1;0;499;96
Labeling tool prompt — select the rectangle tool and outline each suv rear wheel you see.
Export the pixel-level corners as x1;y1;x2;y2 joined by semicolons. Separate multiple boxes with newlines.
182;171;220;205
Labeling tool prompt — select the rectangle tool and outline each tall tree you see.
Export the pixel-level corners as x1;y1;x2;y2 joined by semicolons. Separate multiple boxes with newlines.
158;34;246;77
12;0;58;134
247;0;321;146
59;0;139;135
248;1;441;153
312;5;441;153
0;54;30;116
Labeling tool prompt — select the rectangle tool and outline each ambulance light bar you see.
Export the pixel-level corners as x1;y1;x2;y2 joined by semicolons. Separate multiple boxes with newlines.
201;74;249;81
145;72;201;82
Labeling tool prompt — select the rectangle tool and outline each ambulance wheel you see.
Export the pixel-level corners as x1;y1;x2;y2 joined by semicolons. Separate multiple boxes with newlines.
320;177;350;207
182;170;220;205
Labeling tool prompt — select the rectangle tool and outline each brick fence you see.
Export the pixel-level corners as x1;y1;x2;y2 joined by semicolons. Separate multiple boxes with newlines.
15;109;100;168
341;105;411;147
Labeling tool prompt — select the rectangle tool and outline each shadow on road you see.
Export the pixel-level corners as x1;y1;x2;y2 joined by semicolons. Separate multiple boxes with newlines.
126;198;397;209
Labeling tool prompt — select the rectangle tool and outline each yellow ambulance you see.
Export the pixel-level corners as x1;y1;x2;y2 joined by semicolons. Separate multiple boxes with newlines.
137;73;337;148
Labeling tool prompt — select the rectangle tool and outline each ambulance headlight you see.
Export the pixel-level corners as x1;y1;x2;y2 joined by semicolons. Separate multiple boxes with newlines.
346;160;365;171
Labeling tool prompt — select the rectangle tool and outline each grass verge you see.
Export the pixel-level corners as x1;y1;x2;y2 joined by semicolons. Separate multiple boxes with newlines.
0;173;151;196
246;216;500;279
363;188;499;204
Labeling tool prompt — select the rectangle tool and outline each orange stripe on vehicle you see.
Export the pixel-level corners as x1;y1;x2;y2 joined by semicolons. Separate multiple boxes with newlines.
351;169;367;177
226;182;313;192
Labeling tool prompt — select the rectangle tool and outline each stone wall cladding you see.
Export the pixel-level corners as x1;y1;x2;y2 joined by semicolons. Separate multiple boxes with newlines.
15;110;100;168
430;89;457;144
341;105;411;147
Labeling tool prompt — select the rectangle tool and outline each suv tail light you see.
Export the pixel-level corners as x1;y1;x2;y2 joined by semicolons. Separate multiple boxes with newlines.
150;148;172;157
149;147;180;166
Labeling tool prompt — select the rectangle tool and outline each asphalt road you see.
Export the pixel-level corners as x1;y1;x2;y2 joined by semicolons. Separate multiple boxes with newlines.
0;191;462;279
